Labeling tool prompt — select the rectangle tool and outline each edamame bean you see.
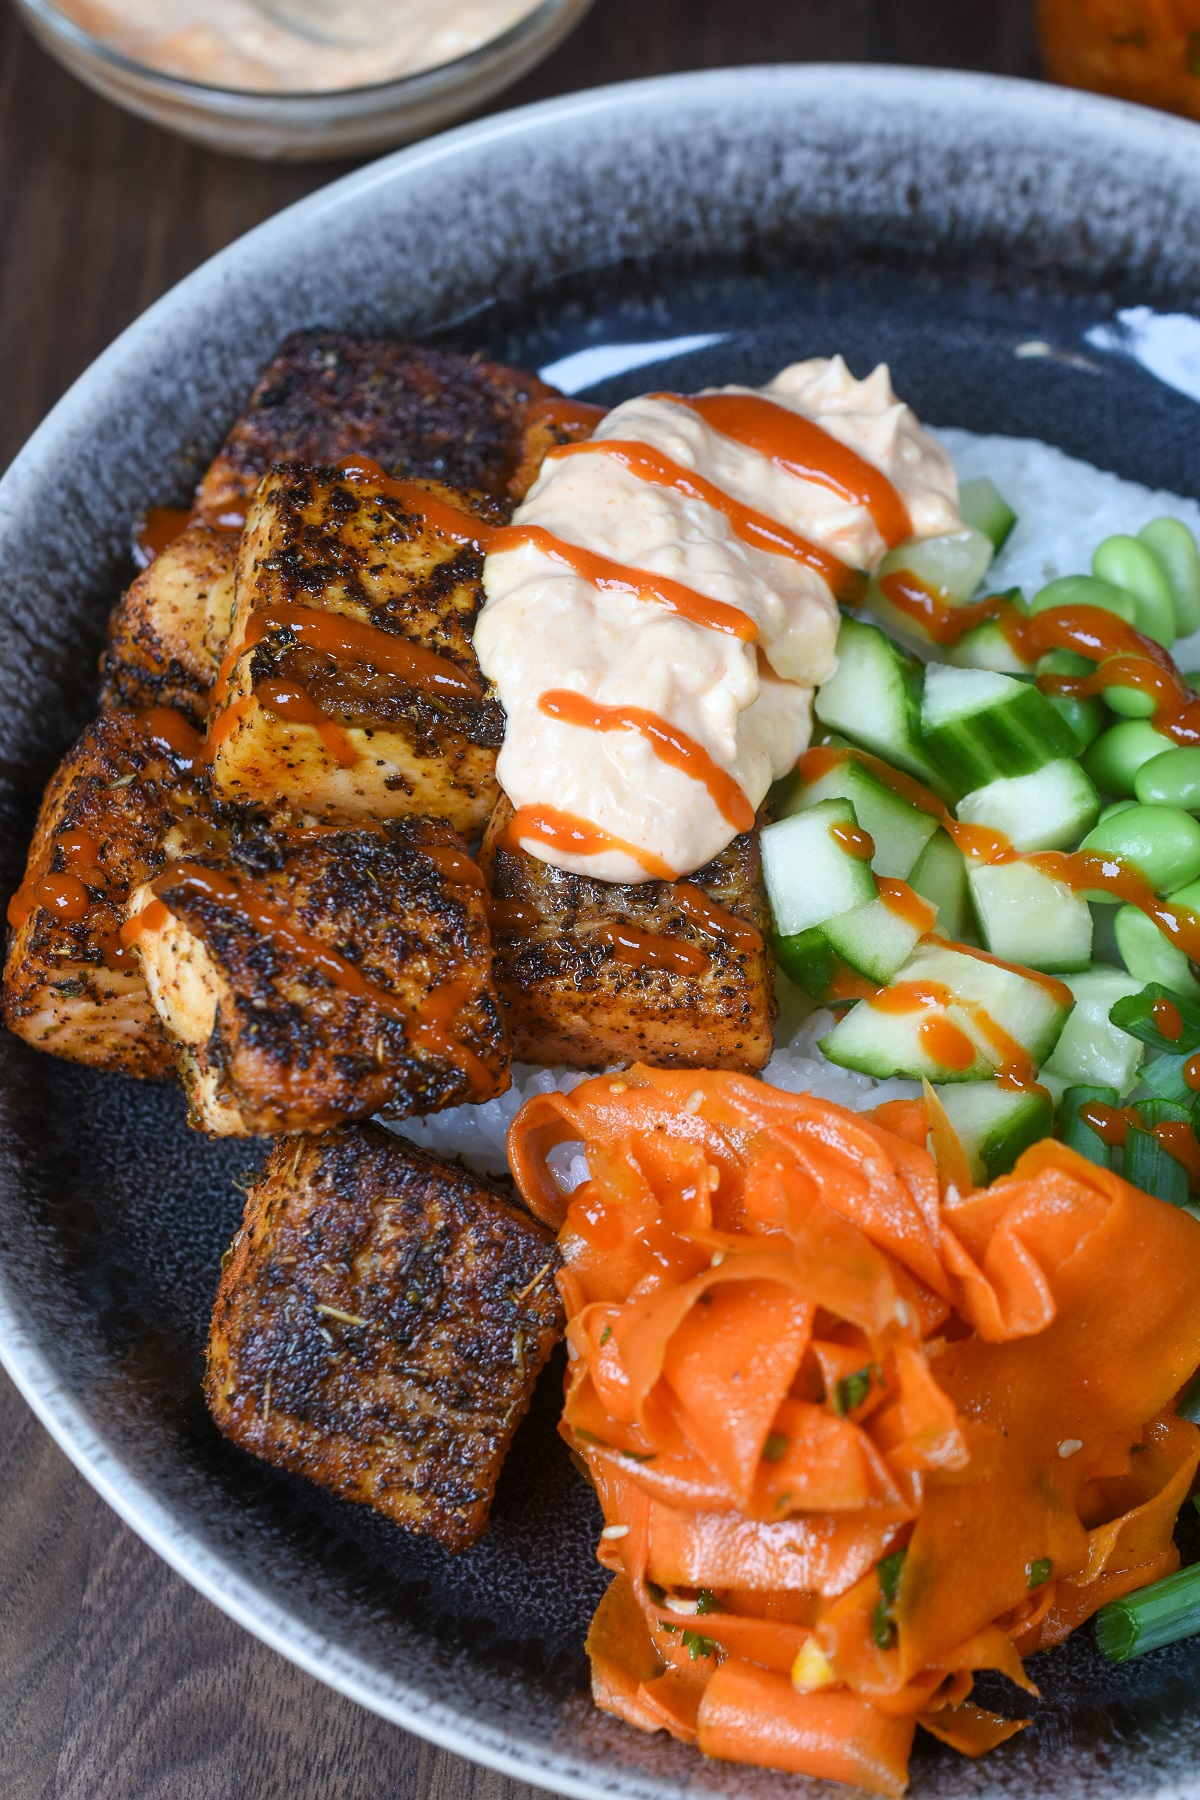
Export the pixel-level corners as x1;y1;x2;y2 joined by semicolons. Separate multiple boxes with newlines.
1093;534;1177;648
1104;676;1158;720
1113;904;1200;997
1079;803;1200;896
1030;575;1138;623
1140;517;1200;637
1084;719;1176;796
1036;648;1105;749
1135;747;1200;811
1099;799;1139;822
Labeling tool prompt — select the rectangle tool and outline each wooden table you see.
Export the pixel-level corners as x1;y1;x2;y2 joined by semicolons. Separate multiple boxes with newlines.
0;3;1039;1795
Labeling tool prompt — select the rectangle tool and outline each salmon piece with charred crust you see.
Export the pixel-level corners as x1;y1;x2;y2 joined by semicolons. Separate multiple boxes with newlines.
207;462;505;833
194;331;557;526
3;709;212;1079
101;526;237;721
126;816;509;1137
206;1124;562;1551
480;798;775;1072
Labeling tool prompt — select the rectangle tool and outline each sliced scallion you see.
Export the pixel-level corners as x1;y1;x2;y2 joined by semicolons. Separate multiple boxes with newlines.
1095;1562;1200;1662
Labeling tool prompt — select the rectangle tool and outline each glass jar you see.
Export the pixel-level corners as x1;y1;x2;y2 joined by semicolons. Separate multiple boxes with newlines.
1039;0;1200;120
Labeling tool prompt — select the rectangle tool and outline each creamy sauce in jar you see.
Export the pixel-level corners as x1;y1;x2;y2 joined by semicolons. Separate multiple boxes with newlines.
475;357;962;883
52;0;544;93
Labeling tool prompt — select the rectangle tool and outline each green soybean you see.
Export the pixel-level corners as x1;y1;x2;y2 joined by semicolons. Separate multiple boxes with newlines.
1093;534;1177;648
1098;799;1138;822
1140;517;1200;636
1079;803;1200;896
1029;575;1138;624
1084;720;1176;796
1035;649;1105;750
1113;904;1200;998
1135;746;1200;811
1104;677;1158;719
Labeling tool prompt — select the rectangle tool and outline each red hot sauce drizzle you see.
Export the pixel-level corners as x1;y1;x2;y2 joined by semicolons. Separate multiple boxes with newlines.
503;807;677;883
547;439;867;603
120;861;493;1097
653;391;914;549
1153;995;1185;1042
538;690;755;834
593;922;711;977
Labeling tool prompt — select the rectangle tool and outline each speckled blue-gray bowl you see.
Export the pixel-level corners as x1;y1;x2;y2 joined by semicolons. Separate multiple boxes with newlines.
3;65;1200;1800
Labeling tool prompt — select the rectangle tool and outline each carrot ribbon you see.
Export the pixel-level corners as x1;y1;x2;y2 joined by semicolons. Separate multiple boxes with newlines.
508;1065;1200;1795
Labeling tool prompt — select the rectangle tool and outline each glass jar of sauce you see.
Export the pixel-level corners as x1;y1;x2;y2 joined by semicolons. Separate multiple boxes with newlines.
1039;0;1200;120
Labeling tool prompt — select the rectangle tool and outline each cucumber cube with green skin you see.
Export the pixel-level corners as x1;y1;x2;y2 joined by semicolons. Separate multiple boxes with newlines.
1113;905;1200;1000
814;616;945;791
819;940;1071;1083
969;862;1093;973
958;478;1017;554
867;526;995;644
760;799;876;939
908;829;971;940
777;755;938;878
919;665;1076;795
955;760;1101;853
945;616;1034;676
1040;965;1145;1094
773;890;931;1000
936;1081;1054;1183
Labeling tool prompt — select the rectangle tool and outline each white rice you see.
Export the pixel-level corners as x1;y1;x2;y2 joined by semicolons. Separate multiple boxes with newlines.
396;431;1200;1180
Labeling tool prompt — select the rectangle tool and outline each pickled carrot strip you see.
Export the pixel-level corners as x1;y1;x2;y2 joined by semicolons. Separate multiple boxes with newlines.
507;1067;1200;1793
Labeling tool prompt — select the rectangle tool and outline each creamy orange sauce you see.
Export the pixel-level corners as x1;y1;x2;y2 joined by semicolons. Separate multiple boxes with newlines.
52;0;544;93
476;357;961;882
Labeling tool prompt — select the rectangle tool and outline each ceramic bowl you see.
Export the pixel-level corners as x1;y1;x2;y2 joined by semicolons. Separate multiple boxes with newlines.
9;0;595;160
3;65;1200;1799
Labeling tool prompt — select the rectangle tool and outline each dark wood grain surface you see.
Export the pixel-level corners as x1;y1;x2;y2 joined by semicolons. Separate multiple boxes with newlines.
0;2;1038;1795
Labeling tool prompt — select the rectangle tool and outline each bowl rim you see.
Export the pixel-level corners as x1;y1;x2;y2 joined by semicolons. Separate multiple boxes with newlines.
12;0;588;102
4;61;1200;1800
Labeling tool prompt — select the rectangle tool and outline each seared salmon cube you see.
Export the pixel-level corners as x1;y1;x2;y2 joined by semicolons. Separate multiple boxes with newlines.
194;331;555;526
205;1123;562;1552
126;816;509;1136
3;709;214;1080
101;525;236;721
207;463;504;834
480;798;775;1072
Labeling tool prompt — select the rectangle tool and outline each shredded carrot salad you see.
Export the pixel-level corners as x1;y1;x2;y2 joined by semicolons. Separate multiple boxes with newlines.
508;1067;1200;1796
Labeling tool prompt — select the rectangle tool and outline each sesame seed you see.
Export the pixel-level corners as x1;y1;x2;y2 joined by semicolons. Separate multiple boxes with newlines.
685;1090;704;1114
600;1524;630;1541
711;1250;725;1267
1058;1438;1083;1459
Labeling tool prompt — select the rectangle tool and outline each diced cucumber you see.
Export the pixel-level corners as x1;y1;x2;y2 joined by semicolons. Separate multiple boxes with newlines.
958;477;1017;553
955;760;1100;853
760;799;876;938
814;616;944;790
908;829;971;940
936;1080;1053;1183
779;754;937;878
919;664;1075;793
868;527;995;643
1058;1084;1119;1168
946;614;1035;676
968;861;1093;973
775;887;932;999
1139;517;1200;637
820;940;1071;1083
825;888;933;981
1040;965;1145;1094
820;995;993;1084
1113;905;1200;1000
